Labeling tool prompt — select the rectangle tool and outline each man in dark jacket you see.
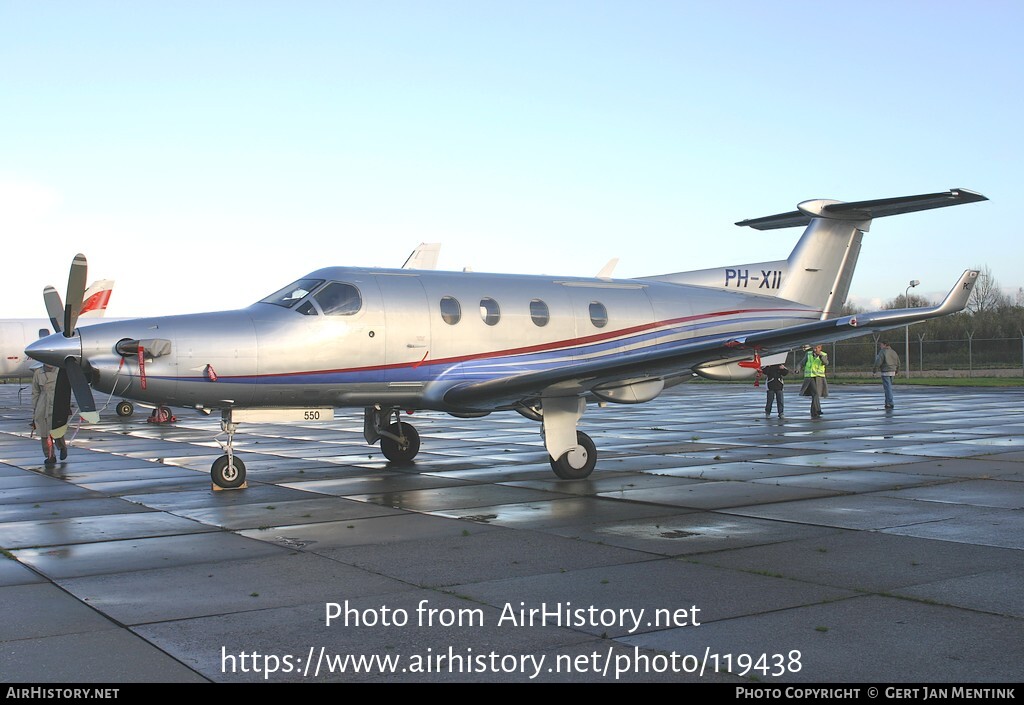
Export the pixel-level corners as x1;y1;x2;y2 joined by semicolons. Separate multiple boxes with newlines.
762;363;789;417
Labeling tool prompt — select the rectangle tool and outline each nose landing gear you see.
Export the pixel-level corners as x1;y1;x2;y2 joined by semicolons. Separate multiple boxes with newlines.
212;410;247;489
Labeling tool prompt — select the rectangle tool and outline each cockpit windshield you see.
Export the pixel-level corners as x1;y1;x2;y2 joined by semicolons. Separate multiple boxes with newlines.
258;279;325;309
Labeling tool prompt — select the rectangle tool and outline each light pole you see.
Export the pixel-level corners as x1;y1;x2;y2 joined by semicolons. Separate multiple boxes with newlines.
904;279;919;379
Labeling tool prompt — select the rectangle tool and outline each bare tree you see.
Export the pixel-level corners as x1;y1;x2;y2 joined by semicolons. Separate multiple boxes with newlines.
966;265;1010;314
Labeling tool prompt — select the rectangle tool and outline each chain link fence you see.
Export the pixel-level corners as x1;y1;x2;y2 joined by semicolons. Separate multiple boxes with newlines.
807;332;1024;378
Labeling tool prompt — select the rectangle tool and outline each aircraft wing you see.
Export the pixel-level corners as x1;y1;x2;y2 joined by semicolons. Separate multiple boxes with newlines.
442;270;978;410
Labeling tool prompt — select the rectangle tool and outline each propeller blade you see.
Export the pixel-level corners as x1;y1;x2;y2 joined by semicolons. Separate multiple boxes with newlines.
65;358;99;424
43;286;64;335
64;253;88;337
52;368;72;438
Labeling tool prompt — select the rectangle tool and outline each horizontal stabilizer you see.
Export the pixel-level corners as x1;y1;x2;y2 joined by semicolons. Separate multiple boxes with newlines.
737;188;987;230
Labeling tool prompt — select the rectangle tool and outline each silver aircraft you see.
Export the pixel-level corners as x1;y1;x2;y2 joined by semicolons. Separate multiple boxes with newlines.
27;188;986;488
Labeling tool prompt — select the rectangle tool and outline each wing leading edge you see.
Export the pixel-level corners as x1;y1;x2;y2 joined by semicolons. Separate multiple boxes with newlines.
441;270;978;410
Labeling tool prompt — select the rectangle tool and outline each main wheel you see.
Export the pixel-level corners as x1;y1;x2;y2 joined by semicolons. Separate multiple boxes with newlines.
549;431;597;480
116;400;134;417
211;454;246;488
380;422;420;463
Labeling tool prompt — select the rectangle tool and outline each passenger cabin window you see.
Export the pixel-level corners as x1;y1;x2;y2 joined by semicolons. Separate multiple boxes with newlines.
440;296;461;325
589;301;608;328
315;282;362;316
530;299;549;327
479;297;500;326
259;279;325;309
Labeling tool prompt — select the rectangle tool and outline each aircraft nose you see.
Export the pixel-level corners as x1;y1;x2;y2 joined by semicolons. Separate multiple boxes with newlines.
25;332;82;367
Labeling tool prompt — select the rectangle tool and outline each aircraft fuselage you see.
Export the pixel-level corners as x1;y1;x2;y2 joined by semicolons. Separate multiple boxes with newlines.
60;267;818;413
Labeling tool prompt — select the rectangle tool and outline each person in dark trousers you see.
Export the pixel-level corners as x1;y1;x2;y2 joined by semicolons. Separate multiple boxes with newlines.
873;341;900;409
31;363;68;467
800;344;829;418
762;363;789;417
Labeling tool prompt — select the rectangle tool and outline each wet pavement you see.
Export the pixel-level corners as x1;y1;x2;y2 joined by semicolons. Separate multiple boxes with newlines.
1;382;1022;683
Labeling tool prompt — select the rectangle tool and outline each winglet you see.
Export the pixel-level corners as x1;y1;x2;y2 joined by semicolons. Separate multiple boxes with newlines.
596;258;619;279
933;269;979;315
402;243;441;270
832;269;978;331
736;269;980;352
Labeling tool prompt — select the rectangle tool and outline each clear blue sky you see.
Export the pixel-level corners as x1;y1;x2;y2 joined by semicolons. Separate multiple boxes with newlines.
1;1;1020;317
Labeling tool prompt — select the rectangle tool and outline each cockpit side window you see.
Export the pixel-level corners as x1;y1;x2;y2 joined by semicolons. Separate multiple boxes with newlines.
296;301;318;316
259;279;325;309
315;282;362;316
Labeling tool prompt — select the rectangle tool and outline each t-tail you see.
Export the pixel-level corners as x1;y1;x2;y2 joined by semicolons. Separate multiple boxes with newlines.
649;188;987;319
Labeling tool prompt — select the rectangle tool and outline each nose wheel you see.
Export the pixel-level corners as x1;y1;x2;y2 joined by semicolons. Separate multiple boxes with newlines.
212;454;246;489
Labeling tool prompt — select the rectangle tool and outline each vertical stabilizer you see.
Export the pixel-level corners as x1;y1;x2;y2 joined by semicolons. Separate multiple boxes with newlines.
774;211;865;319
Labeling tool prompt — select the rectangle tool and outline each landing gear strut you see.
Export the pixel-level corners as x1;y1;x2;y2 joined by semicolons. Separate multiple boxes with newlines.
212;409;246;489
364;406;421;464
540;395;598;480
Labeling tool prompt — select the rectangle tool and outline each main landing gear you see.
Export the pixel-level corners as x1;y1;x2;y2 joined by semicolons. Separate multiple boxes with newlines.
538;395;597;480
364;406;421;463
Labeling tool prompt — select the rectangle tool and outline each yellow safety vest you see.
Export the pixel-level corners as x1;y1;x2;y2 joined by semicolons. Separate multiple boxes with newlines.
804;351;827;378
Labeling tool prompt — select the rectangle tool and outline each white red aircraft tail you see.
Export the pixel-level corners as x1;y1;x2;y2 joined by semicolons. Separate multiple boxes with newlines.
79;279;115;318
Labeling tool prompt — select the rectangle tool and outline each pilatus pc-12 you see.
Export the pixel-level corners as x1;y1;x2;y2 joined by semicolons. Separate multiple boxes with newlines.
27;188;986;488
